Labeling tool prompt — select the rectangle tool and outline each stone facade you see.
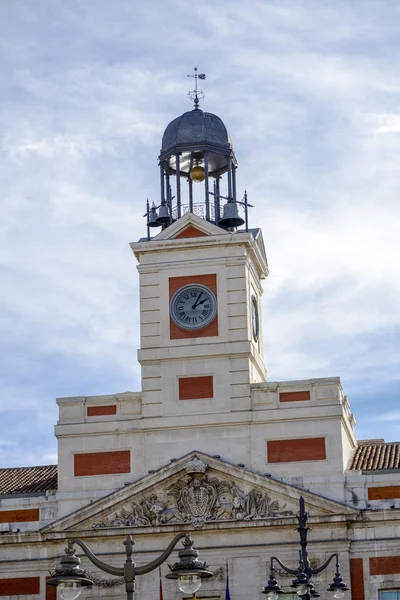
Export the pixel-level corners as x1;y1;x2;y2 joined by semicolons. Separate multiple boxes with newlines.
0;201;399;600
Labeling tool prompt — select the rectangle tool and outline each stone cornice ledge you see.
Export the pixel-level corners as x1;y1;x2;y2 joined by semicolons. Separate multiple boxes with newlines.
40;512;359;542
131;232;268;279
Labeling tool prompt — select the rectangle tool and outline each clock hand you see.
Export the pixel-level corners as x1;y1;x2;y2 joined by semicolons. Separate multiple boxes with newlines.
192;291;204;309
193;297;208;310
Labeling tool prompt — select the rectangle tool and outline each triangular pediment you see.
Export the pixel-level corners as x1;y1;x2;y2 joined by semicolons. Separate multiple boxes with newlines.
42;452;357;534
174;224;209;239
251;228;268;267
153;212;229;241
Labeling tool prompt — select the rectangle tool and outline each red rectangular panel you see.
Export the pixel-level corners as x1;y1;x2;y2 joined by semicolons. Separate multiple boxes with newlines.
267;438;326;463
74;450;130;477
169;274;218;339
350;558;365;600
87;405;117;416
370;556;400;575
279;391;310;402
179;376;214;400
0;509;39;523
46;577;57;600
0;577;40;596
368;485;400;500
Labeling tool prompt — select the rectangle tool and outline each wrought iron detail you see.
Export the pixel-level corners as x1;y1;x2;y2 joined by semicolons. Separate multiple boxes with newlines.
47;533;210;600
86;572;125;588
275;559;320;578
187;67;206;109
263;497;350;599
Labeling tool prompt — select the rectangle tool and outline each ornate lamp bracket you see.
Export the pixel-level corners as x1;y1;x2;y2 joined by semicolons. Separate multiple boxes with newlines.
262;497;349;599
48;532;211;600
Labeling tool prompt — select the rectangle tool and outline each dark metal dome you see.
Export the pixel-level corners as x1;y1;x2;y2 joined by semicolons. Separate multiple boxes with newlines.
160;108;232;159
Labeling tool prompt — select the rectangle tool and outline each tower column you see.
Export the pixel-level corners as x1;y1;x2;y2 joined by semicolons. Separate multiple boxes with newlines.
204;150;210;221
176;153;181;218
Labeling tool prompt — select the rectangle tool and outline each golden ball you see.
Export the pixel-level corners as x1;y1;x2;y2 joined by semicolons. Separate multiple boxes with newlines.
190;165;205;182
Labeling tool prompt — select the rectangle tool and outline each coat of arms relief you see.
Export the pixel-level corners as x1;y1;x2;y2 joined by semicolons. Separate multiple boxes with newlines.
92;457;293;529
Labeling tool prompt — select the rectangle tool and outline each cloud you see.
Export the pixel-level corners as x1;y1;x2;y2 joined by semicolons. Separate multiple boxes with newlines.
1;0;400;467
369;411;400;423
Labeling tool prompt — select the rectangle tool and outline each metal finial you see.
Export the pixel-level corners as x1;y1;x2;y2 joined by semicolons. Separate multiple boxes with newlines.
187;67;206;109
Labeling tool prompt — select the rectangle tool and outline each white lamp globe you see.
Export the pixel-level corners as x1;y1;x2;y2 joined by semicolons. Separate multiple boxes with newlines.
178;574;201;594
57;582;82;600
296;583;308;596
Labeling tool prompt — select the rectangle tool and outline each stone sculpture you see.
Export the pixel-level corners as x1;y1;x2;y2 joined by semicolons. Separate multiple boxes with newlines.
92;457;293;529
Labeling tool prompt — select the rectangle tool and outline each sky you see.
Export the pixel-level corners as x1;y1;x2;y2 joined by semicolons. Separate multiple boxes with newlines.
0;0;399;467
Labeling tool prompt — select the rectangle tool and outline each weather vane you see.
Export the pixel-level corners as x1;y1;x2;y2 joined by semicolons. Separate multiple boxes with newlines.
187;67;206;109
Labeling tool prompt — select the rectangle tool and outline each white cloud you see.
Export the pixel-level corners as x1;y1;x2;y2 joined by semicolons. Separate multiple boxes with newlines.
371;113;400;133
374;412;400;422
1;0;400;465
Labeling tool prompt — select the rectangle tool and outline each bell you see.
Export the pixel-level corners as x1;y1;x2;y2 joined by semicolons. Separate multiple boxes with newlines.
156;201;170;225
190;165;205;183
218;200;245;228
147;204;161;228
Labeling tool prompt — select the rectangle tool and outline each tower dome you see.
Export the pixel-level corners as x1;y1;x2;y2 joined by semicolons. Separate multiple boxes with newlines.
160;108;234;177
145;70;249;235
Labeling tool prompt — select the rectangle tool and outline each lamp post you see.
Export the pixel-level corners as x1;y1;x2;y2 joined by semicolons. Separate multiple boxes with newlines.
47;532;213;600
262;496;349;600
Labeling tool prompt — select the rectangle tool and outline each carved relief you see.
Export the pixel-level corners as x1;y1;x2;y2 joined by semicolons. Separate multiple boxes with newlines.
92;457;293;529
209;567;225;582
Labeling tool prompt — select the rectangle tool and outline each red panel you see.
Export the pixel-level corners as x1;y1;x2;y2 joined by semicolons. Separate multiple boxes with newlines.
175;225;208;239
368;485;400;500
0;508;39;523
87;405;117;416
267;438;326;463
74;450;130;476
179;376;214;400
46;577;57;600
169;274;218;339
0;577;40;596
279;391;310;402
350;558;365;600
370;556;400;575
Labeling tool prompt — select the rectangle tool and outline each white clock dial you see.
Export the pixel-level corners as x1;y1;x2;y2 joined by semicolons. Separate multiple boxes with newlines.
170;284;217;330
251;295;259;341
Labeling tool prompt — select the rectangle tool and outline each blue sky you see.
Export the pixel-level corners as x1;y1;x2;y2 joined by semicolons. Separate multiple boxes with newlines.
1;0;399;467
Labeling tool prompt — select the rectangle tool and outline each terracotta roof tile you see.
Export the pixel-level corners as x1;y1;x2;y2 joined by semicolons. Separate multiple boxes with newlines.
0;465;58;495
350;443;400;471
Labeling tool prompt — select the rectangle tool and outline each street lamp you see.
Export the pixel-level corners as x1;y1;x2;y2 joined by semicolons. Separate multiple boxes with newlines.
47;532;213;600
262;496;349;600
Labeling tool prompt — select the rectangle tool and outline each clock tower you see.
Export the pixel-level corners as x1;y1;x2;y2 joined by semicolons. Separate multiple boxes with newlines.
130;88;269;461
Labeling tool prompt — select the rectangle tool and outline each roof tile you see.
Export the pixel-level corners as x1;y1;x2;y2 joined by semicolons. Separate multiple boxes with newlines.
0;465;57;495
350;443;400;471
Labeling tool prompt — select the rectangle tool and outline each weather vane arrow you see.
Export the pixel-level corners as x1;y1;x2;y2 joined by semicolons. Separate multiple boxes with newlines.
187;67;206;109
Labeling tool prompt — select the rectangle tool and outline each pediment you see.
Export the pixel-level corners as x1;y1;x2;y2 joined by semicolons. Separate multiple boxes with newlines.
42;452;357;534
252;228;268;267
153;212;229;241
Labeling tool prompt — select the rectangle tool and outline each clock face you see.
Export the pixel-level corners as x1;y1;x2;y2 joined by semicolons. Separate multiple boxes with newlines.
170;284;217;331
251;295;259;341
